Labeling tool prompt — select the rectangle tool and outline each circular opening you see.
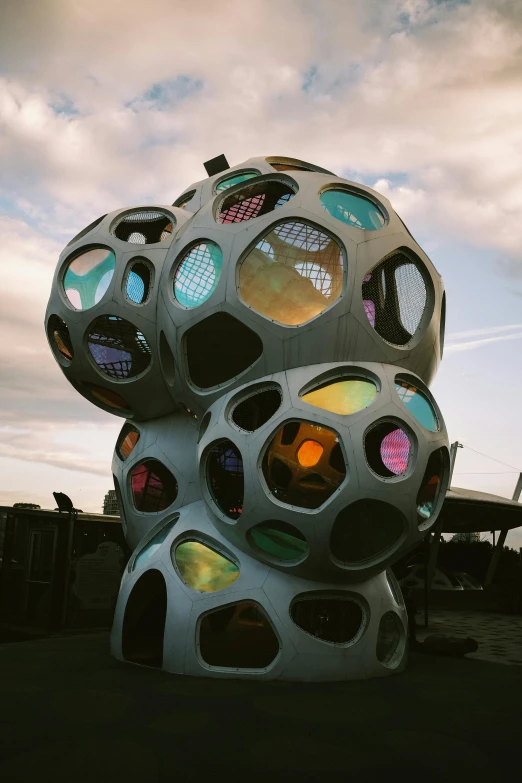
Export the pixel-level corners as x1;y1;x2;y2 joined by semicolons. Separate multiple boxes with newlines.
395;376;438;432
62;246;115;311
218;179;295;224
173;242;222;308
47;314;74;363
215;171;260;192
87;316;152;380
262;420;346;510
376;611;405;667
301;376;377;415
239;220;345;326
417;447;448;526
247;521;308;563
362;250;430;346
231;387;282;432
112;210;175;244
130;459;178;513
173;191;196;209
364;421;411;478
330;499;405;565
117;424;140;460
290;593;364;645
124;259;153;304
206;440;244;520
320;189;386;230
173;540;239;592
159;331;175;386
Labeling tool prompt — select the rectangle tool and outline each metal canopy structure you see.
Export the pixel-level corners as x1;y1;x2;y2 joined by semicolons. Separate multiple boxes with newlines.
440;486;522;533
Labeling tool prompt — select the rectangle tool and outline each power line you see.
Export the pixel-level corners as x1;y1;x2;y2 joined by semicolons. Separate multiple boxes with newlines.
453;471;518;475
460;444;521;473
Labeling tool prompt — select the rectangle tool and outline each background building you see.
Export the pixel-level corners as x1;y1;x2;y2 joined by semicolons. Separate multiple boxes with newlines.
103;489;119;516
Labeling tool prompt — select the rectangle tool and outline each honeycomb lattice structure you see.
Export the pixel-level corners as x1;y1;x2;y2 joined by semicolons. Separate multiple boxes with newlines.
45;154;448;681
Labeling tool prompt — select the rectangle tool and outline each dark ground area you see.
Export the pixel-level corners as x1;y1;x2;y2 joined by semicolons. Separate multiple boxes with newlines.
1;632;521;783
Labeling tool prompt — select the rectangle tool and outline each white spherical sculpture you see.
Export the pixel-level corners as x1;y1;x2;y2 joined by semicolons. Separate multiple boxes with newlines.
45;153;448;681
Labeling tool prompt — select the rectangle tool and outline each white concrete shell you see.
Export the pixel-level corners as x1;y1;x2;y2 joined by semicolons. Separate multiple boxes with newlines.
110;500;408;681
45;205;191;420
198;362;449;584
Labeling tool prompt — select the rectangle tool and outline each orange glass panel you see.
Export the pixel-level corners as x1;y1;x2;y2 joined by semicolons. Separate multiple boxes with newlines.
87;384;129;410
297;440;323;467
120;430;140;459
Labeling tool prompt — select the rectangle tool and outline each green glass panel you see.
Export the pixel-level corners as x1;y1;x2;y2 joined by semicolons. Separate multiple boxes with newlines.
175;541;239;592
320;190;385;230
395;379;438;431
215;172;258;192
133;518;177;571
302;378;376;415
63;248;116;310
249;523;308;562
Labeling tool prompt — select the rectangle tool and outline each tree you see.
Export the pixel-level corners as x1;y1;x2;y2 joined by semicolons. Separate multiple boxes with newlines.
13;503;41;509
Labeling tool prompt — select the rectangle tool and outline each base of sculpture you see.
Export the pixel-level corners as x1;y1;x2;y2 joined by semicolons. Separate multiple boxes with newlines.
110;501;408;681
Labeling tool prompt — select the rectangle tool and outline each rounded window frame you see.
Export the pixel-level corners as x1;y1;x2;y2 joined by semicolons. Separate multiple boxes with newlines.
169;238;224;311
127;512;180;573
46;314;74;368
109;207;177;247
376;610;406;669
318;184;389;230
172;190;196;209
226;381;284;434
257;417;349;514
361;246;435;351
59;243;116;312
213;169;262;194
83;314;154;384
266;156;334;175
236;216;348;329
201;437;245;525
298;367;381;416
289;590;369;647
127;457;179;516
170;532;240;592
213;173;299;225
393;372;442;433
122;257;155;306
363;416;418;482
246;520;309;567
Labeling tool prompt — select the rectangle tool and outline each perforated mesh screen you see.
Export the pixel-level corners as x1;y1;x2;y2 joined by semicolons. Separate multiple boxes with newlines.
231;388;282;431
174;243;222;308
113;210;175;244
87;316;151;379
364;421;410;478
126;261;152;304
291;596;363;644
218;181;295;224
362;252;429;345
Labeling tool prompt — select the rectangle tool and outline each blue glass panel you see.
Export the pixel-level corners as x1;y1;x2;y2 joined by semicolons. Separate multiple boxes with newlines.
395;379;438;432
126;270;145;303
133;518;178;571
215;172;258;192
174;242;222;308
320;190;385;230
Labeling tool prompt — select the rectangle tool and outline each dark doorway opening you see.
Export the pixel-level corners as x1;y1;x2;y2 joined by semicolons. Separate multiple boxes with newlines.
122;569;167;668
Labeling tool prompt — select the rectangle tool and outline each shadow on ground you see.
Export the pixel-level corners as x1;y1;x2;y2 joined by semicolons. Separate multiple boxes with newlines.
0;633;521;783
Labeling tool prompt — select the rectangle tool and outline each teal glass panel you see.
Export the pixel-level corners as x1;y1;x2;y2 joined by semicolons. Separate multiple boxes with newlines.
320;190;385;230
216;172;258;192
133;518;178;571
174;242;222;308
174;540;239;592
395;378;438;432
248;522;308;562
63;247;116;310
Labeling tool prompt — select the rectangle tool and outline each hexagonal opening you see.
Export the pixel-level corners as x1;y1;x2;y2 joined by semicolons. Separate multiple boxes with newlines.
330;499;405;565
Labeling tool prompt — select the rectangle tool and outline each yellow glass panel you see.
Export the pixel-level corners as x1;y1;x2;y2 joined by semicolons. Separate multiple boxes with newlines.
297;439;323;467
175;541;239;592
239;222;344;326
302;379;376;415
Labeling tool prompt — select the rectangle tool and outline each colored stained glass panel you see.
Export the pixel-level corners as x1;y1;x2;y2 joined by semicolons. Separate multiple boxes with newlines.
215;172;258;192
218;181;294;224
395;379;438;431
133;518;178;571
87;316;151;379
63;248;116;310
174;243;222;308
248;522;308;562
239;221;344;326
380;429;410;475
174;541;239;592
320;190;385;230
301;378;377;415
131;460;178;513
417;448;446;524
117;425;140;459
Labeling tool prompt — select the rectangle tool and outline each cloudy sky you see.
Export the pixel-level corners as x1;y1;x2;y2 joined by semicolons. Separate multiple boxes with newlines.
1;0;522;547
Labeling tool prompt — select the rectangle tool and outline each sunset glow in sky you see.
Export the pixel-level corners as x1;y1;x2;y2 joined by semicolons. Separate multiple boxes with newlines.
1;0;522;547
